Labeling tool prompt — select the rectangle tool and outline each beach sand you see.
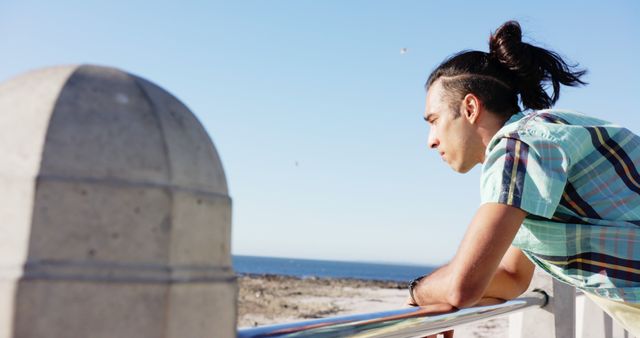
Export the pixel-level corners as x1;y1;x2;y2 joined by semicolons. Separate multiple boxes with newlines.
237;274;508;337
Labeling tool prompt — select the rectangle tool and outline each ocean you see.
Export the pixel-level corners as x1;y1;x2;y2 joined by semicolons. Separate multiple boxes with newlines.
232;255;435;282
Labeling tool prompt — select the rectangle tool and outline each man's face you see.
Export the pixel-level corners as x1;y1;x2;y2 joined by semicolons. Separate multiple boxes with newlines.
424;81;482;173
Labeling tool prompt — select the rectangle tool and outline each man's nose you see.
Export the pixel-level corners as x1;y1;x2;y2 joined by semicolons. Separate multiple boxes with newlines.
427;130;439;149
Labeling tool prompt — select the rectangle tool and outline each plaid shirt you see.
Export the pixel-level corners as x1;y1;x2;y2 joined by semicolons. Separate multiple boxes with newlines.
481;109;640;303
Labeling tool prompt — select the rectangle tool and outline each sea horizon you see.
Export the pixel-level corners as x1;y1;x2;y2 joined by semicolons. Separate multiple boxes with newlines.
233;253;436;267
232;254;436;282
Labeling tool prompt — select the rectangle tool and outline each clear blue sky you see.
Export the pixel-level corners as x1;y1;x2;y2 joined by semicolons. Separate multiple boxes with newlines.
2;1;639;265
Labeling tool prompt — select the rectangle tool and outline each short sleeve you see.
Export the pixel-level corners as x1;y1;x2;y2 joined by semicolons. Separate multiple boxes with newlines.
480;134;569;218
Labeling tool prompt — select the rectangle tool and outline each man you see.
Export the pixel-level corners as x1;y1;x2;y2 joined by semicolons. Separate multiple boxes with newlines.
408;21;640;335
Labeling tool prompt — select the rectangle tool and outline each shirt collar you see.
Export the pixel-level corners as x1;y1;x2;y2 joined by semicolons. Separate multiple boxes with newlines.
503;111;527;126
485;112;528;155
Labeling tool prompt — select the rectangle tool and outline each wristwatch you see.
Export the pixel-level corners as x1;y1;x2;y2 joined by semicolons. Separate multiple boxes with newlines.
408;275;427;305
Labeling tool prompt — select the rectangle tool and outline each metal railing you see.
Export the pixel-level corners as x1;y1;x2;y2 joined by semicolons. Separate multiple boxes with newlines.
238;291;547;338
238;273;637;337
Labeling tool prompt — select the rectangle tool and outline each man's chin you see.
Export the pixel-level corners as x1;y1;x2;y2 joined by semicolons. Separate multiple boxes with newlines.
450;162;474;174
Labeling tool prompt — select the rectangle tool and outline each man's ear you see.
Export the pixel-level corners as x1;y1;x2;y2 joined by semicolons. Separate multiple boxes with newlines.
462;93;481;124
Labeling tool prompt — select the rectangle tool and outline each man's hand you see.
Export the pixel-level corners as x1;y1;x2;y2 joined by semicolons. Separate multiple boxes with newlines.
405;295;416;307
403;297;510;338
403;299;455;338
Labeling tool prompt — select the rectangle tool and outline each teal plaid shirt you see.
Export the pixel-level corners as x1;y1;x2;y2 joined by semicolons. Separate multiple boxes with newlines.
481;109;640;303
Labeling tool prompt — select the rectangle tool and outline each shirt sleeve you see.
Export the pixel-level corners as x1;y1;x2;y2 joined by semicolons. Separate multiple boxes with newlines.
480;134;570;218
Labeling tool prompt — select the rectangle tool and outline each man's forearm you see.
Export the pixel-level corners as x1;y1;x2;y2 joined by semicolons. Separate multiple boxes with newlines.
412;265;531;307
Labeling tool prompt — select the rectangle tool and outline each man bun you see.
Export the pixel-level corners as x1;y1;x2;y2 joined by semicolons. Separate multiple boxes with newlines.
488;20;587;111
489;21;526;75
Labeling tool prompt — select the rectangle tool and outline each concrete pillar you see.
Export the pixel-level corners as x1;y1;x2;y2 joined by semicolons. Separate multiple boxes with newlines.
0;65;236;338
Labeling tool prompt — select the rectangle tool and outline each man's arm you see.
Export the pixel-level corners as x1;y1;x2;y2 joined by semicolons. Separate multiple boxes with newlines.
412;202;528;308
481;245;534;300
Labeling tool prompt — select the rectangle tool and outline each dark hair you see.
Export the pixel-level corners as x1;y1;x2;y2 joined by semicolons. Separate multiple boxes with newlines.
426;20;587;118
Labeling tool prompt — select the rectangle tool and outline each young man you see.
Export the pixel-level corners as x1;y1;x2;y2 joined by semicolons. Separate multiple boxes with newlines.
409;21;640;335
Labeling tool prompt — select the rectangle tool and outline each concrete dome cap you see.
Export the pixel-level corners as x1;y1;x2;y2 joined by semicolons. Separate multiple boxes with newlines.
0;64;233;268
0;64;228;195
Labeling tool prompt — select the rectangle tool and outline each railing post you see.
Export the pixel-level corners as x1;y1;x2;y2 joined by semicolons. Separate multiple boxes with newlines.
551;278;576;338
511;268;637;338
509;268;575;338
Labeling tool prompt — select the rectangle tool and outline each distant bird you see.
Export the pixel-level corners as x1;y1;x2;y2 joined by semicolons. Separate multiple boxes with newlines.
400;48;408;55
295;161;299;167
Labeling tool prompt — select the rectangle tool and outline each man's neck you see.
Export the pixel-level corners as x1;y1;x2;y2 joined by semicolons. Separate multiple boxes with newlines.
481;113;510;144
476;110;513;163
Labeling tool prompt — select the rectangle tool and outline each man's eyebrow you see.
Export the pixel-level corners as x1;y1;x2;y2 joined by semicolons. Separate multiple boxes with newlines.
424;113;436;122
